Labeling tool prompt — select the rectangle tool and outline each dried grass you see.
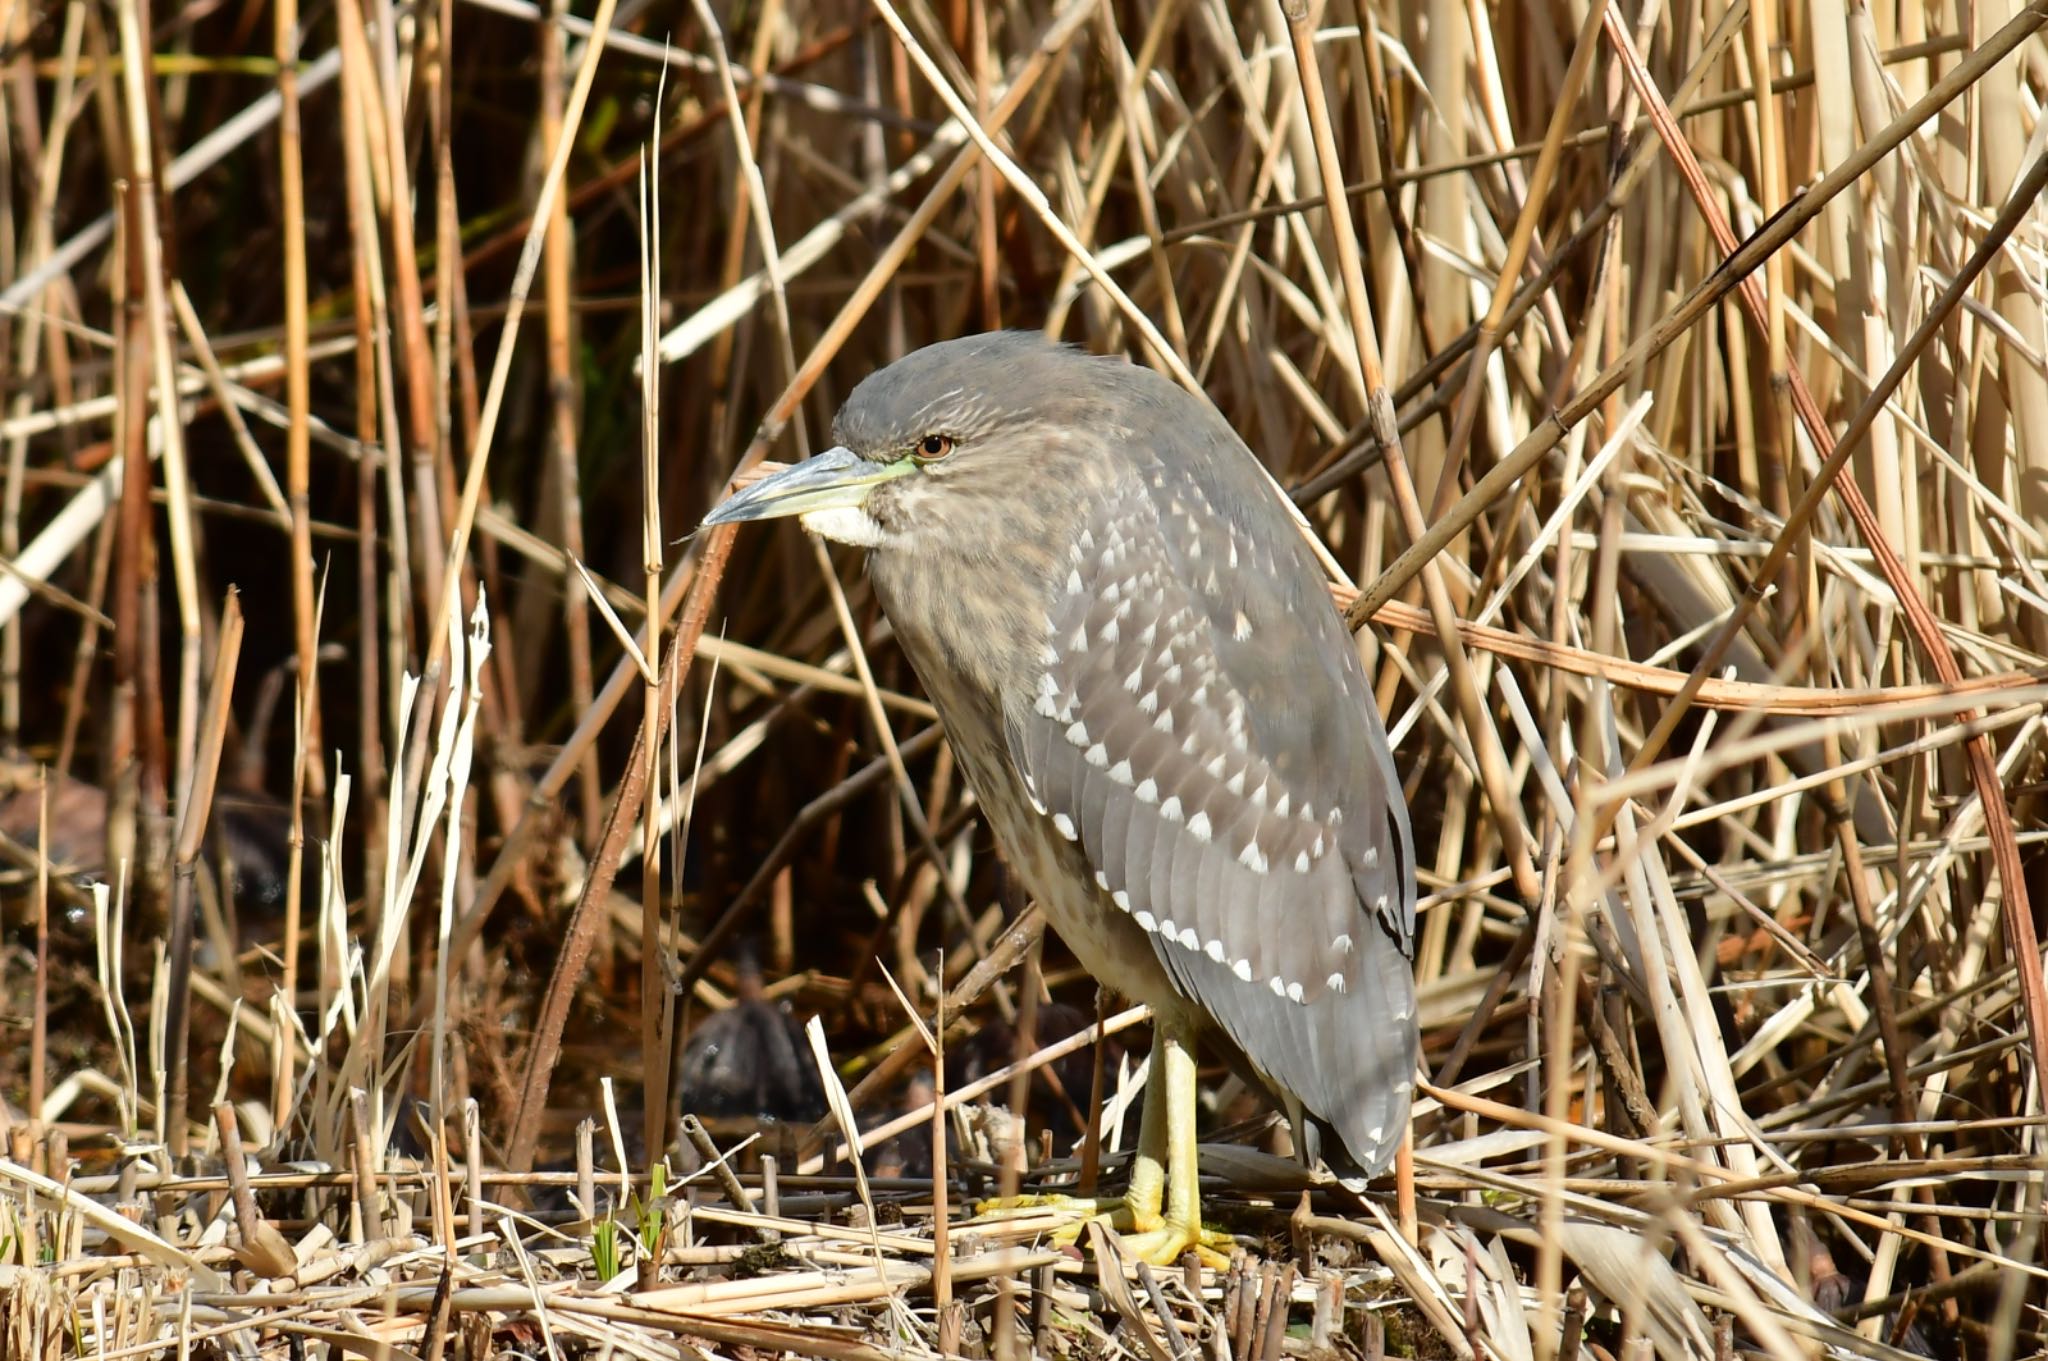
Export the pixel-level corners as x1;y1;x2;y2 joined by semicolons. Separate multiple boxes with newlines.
1;0;2045;1357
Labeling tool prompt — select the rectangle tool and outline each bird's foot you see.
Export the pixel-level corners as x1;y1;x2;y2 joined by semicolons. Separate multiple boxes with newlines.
1111;1217;1235;1269
970;1194;1233;1267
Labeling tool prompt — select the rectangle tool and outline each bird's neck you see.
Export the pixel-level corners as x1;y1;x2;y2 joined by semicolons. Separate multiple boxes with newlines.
870;534;1057;718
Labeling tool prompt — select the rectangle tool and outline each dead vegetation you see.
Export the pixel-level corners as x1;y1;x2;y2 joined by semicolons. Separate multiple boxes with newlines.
1;0;2046;1356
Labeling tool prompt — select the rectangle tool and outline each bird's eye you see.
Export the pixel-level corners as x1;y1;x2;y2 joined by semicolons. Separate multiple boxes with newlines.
916;434;954;460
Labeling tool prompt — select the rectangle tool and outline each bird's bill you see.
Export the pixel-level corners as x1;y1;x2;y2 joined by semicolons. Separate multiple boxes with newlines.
700;445;915;527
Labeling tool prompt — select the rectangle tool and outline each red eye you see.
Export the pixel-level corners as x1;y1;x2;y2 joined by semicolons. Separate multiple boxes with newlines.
918;434;954;459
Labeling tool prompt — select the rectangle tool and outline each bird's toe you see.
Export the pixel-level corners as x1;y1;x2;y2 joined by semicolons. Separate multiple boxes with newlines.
1115;1219;1234;1269
969;1194;1234;1267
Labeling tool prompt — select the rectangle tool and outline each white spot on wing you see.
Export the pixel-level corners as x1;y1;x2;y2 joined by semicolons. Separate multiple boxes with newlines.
1066;568;1083;595
1332;934;1353;954
1187;811;1212;842
1286;981;1305;1003
1108;759;1133;784
1160;797;1183;823
1327;972;1347;993
1233;958;1254;981
1233;610;1252;641
1065;720;1089;747
1085;744;1109;768
1136;910;1157;931
1268;976;1286;997
1177;926;1199;950
1135;779;1158;803
1114;890;1132;911
1205;939;1225;962
1238;842;1268;874
1362;845;1378;867
1052;813;1077;840
1293;850;1311;873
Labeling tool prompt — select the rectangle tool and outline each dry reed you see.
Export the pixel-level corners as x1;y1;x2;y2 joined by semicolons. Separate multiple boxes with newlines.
0;0;2044;1357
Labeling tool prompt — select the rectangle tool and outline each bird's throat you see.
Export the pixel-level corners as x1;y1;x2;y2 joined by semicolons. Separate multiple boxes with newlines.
799;505;891;548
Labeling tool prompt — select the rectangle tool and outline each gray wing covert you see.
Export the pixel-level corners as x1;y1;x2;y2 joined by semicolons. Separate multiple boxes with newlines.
1006;475;1417;1174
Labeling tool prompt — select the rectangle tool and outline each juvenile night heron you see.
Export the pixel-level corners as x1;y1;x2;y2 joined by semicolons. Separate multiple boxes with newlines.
704;333;1417;1262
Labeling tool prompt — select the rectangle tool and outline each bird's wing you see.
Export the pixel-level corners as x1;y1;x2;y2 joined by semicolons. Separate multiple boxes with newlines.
1006;474;1416;1172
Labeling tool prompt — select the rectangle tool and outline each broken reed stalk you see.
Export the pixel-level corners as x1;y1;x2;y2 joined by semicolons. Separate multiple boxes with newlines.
638;134;670;1165
163;592;243;1156
275;0;319;1146
30;770;49;1124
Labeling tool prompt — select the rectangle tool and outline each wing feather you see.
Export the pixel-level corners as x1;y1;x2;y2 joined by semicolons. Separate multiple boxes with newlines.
1008;474;1417;1173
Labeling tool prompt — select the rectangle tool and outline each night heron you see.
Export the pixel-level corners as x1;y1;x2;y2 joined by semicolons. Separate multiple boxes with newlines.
704;332;1417;1263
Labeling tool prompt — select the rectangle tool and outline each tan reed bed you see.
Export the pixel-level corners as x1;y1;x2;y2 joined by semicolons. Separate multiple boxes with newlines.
2;0;2046;1355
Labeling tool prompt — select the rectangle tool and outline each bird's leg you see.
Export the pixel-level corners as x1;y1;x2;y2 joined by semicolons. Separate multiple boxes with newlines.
1116;1022;1232;1267
1117;1032;1172;1231
971;1025;1231;1267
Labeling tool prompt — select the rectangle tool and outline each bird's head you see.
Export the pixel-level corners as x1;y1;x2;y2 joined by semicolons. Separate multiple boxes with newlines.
701;333;1123;553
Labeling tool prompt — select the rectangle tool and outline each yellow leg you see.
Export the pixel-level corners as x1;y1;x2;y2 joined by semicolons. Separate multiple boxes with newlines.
974;1021;1232;1267
1119;1029;1171;1231
1117;1022;1231;1265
